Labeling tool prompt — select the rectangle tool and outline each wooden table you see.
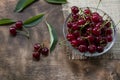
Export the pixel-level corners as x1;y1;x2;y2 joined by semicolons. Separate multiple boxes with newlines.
0;0;120;80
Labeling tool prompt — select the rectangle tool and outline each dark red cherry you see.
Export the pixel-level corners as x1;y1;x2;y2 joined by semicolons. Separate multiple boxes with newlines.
78;45;87;52
92;15;100;23
92;12;99;16
97;46;104;53
66;33;76;41
87;35;95;43
9;26;17;36
107;35;113;42
87;27;93;34
73;30;80;37
32;52;40;61
72;23;79;30
77;19;86;25
34;43;42;52
88;45;97;53
84;9;91;14
67;22;73;28
71;6;79;14
106;28;112;35
72;13;79;20
92;27;101;36
105;21;111;28
15;21;23;29
77;37;86;45
41;47;49;56
95;22;102;28
71;39;79;47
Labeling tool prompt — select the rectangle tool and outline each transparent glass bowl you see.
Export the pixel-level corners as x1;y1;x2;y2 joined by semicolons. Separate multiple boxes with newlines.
63;7;116;57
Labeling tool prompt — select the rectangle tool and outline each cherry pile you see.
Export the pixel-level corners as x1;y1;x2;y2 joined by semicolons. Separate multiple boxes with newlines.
9;21;23;36
32;43;49;61
66;6;113;53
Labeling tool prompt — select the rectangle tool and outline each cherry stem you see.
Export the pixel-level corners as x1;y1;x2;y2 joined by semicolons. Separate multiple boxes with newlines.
59;39;68;46
16;30;29;38
96;0;102;11
79;8;86;19
116;20;120;27
99;20;110;30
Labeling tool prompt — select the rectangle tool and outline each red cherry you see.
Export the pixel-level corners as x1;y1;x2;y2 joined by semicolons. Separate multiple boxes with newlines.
97;46;104;53
92;15;100;23
9;26;17;36
72;23;79;30
105;21;111;28
92;12;99;16
88;45;97;53
87;27;93;34
34;43;42;52
15;21;23;29
86;16;91;22
73;30;80;37
107;35;113;42
87;35;95;43
32;52;40;61
84;9;91;14
41;47;49;56
77;37;86;45
71;6;79;14
106;28;112;35
71;39;79;47
77;19;86;25
95;22;102;28
92;27;101;36
67;22;73;28
95;36;102;44
67;33;76;41
78;45;87;52
72;13;79;21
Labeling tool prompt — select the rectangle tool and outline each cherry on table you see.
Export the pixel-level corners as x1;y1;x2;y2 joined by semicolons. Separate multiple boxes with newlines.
32;52;40;61
9;26;17;36
15;21;23;29
77;19;86;25
34;43;42;52
41;47;49;56
72;23;79;30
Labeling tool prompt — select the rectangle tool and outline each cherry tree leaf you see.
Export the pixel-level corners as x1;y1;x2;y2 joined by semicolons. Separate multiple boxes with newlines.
23;14;44;28
14;0;37;12
0;18;16;25
46;21;58;53
45;0;67;4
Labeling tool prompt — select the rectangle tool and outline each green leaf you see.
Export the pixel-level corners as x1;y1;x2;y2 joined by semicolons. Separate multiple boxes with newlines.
23;14;44;28
14;0;36;12
0;18;16;25
46;21;58;53
45;0;67;4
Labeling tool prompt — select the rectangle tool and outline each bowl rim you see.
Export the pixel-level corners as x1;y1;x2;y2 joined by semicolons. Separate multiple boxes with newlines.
63;7;117;57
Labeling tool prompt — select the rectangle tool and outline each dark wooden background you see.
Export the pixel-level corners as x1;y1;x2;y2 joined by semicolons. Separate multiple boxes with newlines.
0;0;120;80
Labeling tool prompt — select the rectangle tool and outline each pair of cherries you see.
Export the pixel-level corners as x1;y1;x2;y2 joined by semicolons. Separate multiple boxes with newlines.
9;21;23;36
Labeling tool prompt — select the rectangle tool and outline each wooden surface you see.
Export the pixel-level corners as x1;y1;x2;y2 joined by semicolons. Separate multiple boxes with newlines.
0;0;120;80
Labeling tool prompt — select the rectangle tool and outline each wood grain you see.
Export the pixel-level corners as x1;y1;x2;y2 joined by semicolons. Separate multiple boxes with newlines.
0;0;120;80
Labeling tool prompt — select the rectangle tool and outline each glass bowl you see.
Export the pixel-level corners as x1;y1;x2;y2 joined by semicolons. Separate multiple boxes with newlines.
63;7;116;57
